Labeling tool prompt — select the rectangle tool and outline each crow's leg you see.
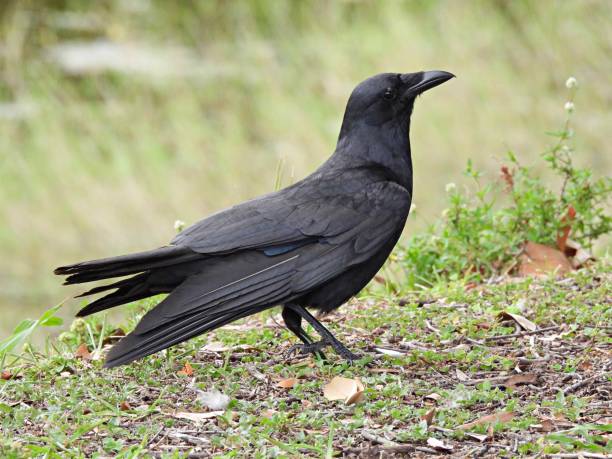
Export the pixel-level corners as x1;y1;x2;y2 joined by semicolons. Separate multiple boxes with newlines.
286;303;360;362
282;306;326;360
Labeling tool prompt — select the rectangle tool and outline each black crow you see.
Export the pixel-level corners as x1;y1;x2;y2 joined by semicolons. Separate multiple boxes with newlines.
55;70;454;367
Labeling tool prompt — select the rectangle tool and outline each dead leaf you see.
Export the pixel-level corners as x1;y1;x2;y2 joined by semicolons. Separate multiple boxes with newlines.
173;411;224;423
455;368;469;381
301;400;313;408
556;205;576;253
425;393;442;403
103;327;126;345
457;411;515;430
503;373;538;389
500;165;514;191
196;389;230;411
466;432;488;442
421;408;436;426
177;362;194;377
120;401;131;411
373;275;387;285
276;378;297;389
565;239;595;268
261;409;277;418
498;311;537;331
74;343;92;360
534;418;555;432
323;376;365;405
518;241;572;277
427;437;453;452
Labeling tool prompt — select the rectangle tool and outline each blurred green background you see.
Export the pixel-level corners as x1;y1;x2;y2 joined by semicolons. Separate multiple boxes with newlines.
1;0;610;336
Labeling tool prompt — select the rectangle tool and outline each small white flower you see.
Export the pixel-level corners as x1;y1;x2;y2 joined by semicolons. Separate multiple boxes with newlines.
445;182;456;193
565;76;577;89
564;101;574;113
174;219;185;231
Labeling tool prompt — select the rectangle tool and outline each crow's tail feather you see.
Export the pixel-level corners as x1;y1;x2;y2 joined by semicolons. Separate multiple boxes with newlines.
54;245;201;285
74;272;157;317
103;253;298;367
54;245;205;317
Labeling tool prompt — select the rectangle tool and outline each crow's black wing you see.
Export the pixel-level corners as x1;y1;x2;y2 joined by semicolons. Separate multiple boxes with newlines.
171;170;407;255
290;180;411;292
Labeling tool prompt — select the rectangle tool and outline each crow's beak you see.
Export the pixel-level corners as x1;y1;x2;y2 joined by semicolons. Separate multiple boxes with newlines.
404;70;455;96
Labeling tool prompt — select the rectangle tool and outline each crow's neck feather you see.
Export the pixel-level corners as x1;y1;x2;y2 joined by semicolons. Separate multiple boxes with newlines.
328;120;413;192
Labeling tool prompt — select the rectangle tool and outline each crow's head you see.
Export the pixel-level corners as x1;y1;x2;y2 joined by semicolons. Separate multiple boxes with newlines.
341;71;454;133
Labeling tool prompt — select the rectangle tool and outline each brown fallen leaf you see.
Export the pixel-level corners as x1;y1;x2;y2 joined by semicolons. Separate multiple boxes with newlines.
533;418;555;432
276;378;297;389
500;165;514;191
373;275;387;285
518;241;572;277
74;343;92;360
565;239;595;269
421;408;436;426
120;401;131;411
503;373;538;389
466;432;488;442
301;399;313;409
261;409;277;418
556;205;576;253
457;411;515;430
498;311;537;332
323;376;365;405
427;437;453;452
177;362;194;377
102;327;126;345
424;393;442;403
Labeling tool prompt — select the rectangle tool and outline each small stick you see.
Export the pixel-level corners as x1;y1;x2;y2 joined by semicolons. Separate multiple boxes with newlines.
563;372;610;394
361;430;439;455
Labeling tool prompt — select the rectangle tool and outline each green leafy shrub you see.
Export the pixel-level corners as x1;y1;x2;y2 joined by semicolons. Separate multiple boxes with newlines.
400;78;611;287
0;303;63;368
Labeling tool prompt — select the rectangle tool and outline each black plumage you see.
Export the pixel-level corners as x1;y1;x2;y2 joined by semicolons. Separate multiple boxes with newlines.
55;70;454;367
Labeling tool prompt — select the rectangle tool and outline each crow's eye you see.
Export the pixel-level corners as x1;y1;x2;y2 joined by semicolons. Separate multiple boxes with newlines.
383;87;396;100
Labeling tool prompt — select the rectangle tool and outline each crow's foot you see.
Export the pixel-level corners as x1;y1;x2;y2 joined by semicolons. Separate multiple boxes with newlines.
286;339;360;363
285;341;327;361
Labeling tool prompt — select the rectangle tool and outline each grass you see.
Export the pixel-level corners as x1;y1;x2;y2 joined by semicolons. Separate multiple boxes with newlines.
1;1;612;334
1;261;609;457
1;3;610;456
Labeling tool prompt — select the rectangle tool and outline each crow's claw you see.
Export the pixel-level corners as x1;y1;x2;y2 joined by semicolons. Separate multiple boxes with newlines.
285;341;327;360
285;339;361;363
